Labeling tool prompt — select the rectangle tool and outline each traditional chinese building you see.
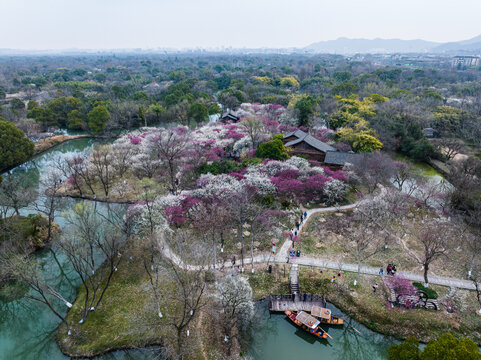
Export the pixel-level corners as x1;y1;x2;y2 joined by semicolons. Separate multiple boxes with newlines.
219;109;240;123
283;129;360;168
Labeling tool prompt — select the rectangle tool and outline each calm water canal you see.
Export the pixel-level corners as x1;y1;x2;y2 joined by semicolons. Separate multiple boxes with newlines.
249;301;394;360
0;139;395;359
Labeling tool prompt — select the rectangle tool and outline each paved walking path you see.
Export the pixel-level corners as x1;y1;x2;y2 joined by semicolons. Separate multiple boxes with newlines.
277;203;360;261
159;201;476;291
275;201;475;290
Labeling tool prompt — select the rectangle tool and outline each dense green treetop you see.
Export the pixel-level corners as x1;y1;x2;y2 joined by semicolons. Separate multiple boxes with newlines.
256;134;290;160
87;105;110;135
387;334;481;360
0;118;35;170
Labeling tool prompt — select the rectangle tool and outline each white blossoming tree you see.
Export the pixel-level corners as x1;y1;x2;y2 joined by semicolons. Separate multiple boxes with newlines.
215;275;254;352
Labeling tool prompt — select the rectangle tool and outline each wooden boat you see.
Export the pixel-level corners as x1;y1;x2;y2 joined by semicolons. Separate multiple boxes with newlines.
311;305;344;326
285;310;329;339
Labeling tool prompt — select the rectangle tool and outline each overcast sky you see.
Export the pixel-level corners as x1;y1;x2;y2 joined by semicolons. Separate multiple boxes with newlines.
1;0;480;50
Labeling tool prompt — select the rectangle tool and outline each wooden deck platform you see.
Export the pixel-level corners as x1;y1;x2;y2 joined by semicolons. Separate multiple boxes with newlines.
269;294;326;312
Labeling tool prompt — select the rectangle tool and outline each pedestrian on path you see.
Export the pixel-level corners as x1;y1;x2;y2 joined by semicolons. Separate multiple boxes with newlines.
304;211;307;218
232;256;236;268
295;221;300;230
303;293;307;302
379;267;384;277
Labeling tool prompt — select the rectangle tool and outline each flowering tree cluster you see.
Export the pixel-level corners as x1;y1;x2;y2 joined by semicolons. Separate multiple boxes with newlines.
385;275;416;297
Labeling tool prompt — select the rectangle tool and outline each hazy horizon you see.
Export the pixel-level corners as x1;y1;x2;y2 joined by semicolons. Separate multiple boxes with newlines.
1;0;480;50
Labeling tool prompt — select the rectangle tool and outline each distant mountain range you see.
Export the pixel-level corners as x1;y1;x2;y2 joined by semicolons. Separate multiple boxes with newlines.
304;35;481;54
2;35;481;56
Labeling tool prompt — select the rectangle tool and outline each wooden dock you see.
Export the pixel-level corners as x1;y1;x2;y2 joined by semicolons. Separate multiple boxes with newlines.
269;294;326;312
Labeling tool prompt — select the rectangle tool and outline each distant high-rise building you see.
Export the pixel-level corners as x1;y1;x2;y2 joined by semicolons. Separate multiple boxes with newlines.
452;56;481;68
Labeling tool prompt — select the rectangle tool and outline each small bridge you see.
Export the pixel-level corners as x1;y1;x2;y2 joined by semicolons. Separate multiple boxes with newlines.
269;263;326;312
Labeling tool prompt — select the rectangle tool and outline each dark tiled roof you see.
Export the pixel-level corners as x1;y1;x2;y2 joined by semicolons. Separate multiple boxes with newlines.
283;129;307;139
324;151;361;166
284;130;336;153
221;110;240;120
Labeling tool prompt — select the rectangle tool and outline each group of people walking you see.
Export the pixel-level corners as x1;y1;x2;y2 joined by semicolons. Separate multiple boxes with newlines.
288;212;309;262
379;264;397;277
294;211;308;232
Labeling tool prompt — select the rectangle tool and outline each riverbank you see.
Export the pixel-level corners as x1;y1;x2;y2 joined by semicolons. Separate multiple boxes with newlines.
248;265;481;344
55;258;481;359
55;173;163;204
1;134;91;174
34;135;93;156
0;214;58;255
55;237;206;359
0;214;59;302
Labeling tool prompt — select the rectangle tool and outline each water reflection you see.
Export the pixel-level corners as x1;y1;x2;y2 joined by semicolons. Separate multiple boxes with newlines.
0;139;157;360
248;301;395;360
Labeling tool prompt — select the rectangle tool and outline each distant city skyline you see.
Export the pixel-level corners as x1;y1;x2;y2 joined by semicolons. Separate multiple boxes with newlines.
1;0;480;50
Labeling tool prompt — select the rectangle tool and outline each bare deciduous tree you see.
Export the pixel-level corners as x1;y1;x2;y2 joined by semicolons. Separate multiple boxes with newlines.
343;210;384;283
413;221;452;286
143;231;210;360
0;253;73;335
33;168;66;241
90;145;115;198
0;173;35;216
240;115;264;149
58;202;126;324
433;138;464;161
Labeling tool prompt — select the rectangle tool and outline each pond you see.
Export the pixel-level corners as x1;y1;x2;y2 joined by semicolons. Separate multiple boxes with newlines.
0;138;397;359
248;301;395;360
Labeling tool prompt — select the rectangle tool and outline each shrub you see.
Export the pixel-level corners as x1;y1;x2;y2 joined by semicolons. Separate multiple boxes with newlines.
255;138;290;160
413;282;438;299
197;160;238;175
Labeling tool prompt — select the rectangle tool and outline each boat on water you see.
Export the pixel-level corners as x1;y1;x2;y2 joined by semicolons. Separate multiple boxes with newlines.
310;305;344;326
285;310;329;339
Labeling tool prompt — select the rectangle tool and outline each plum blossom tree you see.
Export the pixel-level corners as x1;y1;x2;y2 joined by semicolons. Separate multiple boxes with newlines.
240;115;264;149
323;179;348;205
147;129;191;194
215;275;254;354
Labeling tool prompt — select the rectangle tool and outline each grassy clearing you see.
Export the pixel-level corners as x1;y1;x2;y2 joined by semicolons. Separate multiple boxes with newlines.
247;263;290;299
56;239;205;359
299;210;470;279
